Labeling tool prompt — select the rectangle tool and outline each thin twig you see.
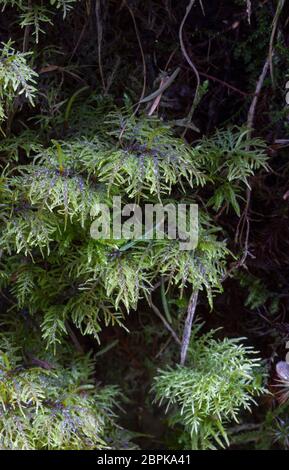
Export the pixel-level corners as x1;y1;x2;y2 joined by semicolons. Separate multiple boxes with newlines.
95;0;106;92
119;1;147;140
269;0;284;87
179;0;200;137
105;55;121;94
235;56;270;268
149;296;181;345
179;0;200;93
70;21;87;61
155;337;172;359
247;58;270;132
180;291;199;365
65;320;84;354
199;71;252;97
129;1;147;101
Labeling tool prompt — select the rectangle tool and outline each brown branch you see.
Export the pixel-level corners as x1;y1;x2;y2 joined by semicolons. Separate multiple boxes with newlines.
70;21;87;61
119;1;147;140
149;296;181;346
95;0;106;92
199;71;252;97
179;0;200;137
128;3;147;103
179;0;200;94
269;0;284;87
247;58;270;132
65;320;84;354
234;56;270;271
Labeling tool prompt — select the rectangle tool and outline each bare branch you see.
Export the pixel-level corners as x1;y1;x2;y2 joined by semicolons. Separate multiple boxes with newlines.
149;296;181;346
180;291;199;365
